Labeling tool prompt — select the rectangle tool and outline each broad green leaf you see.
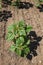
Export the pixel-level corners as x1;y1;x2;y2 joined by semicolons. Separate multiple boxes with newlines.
35;3;40;7
18;29;26;36
16;37;24;46
15;49;21;56
13;24;19;35
7;24;14;32
13;23;18;30
6;32;14;41
22;45;27;49
10;24;18;38
9;44;16;52
19;20;25;27
7;24;18;38
14;30;19;38
26;40;30;45
24;47;30;54
26;25;32;33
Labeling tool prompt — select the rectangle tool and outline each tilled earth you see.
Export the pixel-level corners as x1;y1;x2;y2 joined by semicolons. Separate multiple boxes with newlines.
0;0;43;65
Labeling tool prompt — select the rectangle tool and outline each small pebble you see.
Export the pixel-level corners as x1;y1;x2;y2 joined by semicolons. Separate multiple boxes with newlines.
11;11;14;13
39;60;42;63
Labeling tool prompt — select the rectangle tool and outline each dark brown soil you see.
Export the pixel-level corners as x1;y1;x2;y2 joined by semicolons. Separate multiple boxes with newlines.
0;0;43;65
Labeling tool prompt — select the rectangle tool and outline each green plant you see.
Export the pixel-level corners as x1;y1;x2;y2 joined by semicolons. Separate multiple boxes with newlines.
34;0;43;7
6;20;32;57
12;0;20;6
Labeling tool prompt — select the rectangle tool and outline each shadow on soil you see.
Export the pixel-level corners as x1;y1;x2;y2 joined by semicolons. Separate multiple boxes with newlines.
0;10;12;22
26;31;42;60
17;2;33;9
2;0;12;7
37;4;43;12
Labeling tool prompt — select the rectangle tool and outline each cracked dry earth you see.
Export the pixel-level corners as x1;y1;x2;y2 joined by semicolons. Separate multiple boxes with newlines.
0;0;43;65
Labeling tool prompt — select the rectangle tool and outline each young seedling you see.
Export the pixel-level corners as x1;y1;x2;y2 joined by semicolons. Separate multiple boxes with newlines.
6;20;32;57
